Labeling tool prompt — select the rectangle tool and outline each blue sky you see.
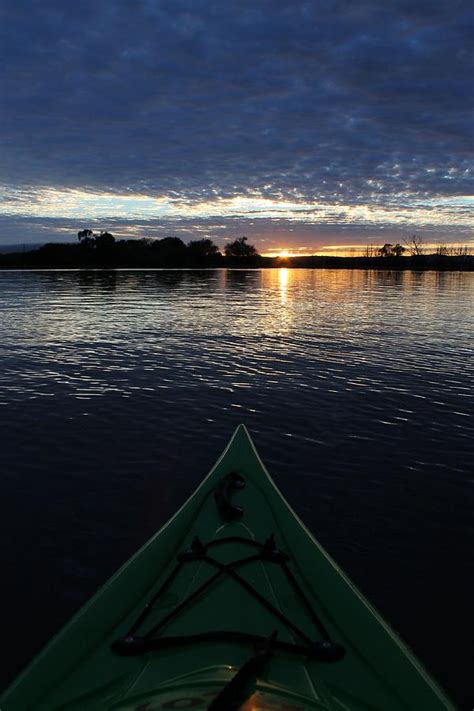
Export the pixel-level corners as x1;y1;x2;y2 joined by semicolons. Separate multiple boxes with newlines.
1;0;473;252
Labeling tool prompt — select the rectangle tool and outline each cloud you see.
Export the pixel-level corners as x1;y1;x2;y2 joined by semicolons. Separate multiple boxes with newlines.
0;0;472;245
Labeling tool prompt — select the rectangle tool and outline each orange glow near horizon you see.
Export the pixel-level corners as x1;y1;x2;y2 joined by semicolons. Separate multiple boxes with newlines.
262;245;363;257
263;248;314;258
262;246;358;257
261;242;472;258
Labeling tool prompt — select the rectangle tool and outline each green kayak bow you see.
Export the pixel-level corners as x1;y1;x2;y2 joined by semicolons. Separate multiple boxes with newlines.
1;425;456;710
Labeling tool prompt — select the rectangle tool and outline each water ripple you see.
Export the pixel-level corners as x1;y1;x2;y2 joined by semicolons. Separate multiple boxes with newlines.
0;268;473;706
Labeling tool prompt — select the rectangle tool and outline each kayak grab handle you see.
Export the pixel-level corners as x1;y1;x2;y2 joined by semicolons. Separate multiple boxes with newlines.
214;472;246;521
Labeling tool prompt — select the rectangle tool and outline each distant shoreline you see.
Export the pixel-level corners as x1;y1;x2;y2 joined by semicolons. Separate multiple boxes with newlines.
2;237;473;271
1;250;473;271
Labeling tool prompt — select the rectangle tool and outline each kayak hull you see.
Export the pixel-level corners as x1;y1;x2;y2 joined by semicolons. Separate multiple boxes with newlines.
1;425;457;710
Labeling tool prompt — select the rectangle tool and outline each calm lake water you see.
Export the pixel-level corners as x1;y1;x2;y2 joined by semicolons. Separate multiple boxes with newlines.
1;268;473;708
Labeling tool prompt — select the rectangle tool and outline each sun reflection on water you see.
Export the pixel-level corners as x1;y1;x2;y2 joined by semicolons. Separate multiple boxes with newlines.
0;268;472;709
278;267;289;304
0;268;472;404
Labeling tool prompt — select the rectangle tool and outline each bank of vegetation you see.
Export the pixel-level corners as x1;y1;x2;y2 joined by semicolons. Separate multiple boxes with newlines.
0;231;472;270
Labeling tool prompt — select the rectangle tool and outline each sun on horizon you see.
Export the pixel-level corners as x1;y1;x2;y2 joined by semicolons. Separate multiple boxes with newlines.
262;248;309;258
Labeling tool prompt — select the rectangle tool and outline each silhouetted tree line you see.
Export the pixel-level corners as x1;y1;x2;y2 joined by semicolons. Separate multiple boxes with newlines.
0;231;472;270
76;231;262;265
364;235;472;259
0;231;263;268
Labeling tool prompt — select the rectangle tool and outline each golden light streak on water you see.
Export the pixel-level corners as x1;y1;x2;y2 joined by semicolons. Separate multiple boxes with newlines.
278;267;289;305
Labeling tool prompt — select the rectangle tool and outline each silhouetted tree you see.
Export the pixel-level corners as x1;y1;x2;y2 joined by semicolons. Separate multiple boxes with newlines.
150;236;186;265
224;237;258;258
78;228;95;250
95;231;115;249
405;234;424;256
187;239;220;258
152;237;185;254
78;229;93;242
378;243;392;257
392;243;405;257
378;243;405;258
152;236;185;249
451;245;470;256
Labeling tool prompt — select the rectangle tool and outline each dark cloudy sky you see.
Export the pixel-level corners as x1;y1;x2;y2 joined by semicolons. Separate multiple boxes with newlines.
1;0;473;252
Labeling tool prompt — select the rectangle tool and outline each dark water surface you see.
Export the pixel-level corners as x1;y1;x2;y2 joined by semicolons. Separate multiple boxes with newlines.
1;269;473;708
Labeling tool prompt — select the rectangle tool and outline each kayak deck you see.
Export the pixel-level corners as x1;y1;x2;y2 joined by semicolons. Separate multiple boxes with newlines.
1;425;456;710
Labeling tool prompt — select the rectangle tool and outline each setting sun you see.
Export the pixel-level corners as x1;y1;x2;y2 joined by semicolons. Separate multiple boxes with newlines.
278;249;290;258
